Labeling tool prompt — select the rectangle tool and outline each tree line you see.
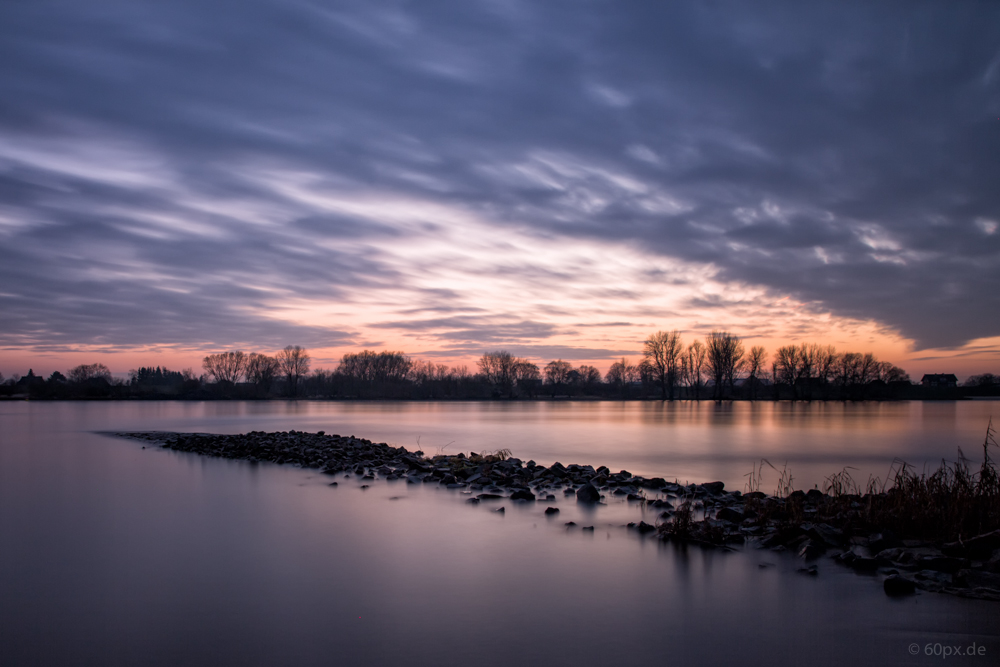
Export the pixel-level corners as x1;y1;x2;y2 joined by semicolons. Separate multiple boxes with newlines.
2;331;993;401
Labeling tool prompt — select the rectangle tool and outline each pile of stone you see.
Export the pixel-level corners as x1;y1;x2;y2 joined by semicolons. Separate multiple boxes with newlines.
654;485;1000;601
114;430;1000;601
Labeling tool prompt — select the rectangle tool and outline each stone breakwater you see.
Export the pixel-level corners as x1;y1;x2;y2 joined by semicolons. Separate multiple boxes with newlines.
114;430;1000;602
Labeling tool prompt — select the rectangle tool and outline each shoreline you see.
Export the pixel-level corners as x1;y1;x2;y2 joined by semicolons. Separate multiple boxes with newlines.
112;429;1000;602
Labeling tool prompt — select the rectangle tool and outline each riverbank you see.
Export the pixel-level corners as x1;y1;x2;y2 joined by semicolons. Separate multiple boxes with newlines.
114;429;1000;602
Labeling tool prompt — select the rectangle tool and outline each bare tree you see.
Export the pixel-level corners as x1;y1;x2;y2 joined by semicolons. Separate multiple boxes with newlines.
814;345;838;384
246;353;280;396
606;357;638;395
277;345;311;396
876;361;909;383
544;360;572;385
478;350;518;397
514;359;541;397
202;351;247;384
644;330;683;400
68;363;112;384
682;340;707;399
774;345;800;394
544;359;573;396
706;332;744;399
746;346;767;400
577;365;602;386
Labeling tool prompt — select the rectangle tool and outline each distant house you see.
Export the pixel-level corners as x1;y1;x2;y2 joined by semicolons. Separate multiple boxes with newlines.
921;374;958;388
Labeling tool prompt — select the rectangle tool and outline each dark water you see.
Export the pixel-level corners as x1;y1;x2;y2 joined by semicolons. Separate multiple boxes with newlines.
1;401;997;666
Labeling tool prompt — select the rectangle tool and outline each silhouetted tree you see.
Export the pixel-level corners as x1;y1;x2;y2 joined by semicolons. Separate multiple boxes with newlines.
746;346;767;400
775;345;800;394
68;363;112;384
577;365;602;387
644;330;683;400
606;358;636;385
706;332;744;399
544;359;573;396
681;340;707;399
202;351;247;384
479;350;537;398
247;353;280;396
966;373;999;387
278;346;311;396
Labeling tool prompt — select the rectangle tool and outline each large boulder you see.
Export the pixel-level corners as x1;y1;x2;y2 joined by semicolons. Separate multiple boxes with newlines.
510;489;535;501
576;483;601;502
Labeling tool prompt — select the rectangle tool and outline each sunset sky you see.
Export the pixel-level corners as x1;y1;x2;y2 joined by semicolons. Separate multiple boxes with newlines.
1;1;999;380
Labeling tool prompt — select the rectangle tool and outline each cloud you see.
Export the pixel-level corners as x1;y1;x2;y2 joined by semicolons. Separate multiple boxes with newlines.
0;0;998;359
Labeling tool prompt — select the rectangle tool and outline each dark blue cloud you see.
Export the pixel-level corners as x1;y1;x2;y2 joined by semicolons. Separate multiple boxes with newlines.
0;0;998;352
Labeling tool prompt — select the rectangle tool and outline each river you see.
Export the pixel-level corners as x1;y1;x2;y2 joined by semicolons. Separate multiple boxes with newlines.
1;400;997;665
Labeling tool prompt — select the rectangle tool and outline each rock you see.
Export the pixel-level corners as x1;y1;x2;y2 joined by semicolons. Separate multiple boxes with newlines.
636;521;656;534
716;507;743;523
956;569;1000;591
942;529;1000;560
869;531;899;554
328;482;338;487
649;499;673;508
466;497;480;504
565;521;577;527
916;556;966;573
797;566;818;576
883;575;916;596
510;489;535;501
805;489;825;502
576;483;602;503
494;506;505;513
477;493;503;500
798;539;826;560
582;526;595;532
544;507;560;515
807;523;845;547
626;493;644;502
701;481;725;494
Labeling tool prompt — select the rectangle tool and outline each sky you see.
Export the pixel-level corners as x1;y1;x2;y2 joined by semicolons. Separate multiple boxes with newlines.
1;1;999;380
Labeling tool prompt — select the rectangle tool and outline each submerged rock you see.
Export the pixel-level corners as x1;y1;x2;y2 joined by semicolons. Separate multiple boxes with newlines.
576;483;601;503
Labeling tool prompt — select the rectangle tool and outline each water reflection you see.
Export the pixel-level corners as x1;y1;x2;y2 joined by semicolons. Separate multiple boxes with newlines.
0;403;997;665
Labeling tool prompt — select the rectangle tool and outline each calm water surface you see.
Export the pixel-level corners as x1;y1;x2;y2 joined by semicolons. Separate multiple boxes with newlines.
1;401;997;666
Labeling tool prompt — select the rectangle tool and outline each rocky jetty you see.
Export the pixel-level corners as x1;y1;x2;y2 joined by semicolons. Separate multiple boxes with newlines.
113;430;1000;602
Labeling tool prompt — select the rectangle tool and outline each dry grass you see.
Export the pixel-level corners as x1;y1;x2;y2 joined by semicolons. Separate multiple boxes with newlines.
859;419;1000;542
739;419;1000;544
